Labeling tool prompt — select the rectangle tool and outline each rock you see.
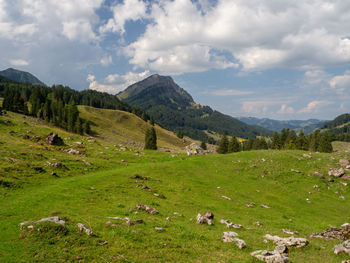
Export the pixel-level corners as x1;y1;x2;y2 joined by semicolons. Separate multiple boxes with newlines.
264;234;309;248
204;211;214;219
328;177;334;182
313;172;324;179
291;169;301;173
4;119;11;124
255;221;263;227
77;223;93;235
328;168;345;177
173;212;183;217
282;229;299;235
222;231;239;242
341;260;350;263
340;159;350;167
103;156;109;160
341;181;348;186
334;239;350;255
196;213;213;225
155;227;165;232
251;249;288;263
246;202;256;207
220;219;243;229
341;175;350;181
136;204;159;214
310;223;350;240
67;148;81;155
98;240;108;246
19;216;66;229
140;185;151;191
221;195;232;200
131;174;148;180
185;143;205;156
274;245;288;255
45;133;63;145
261;204;270;208
303;154;312;159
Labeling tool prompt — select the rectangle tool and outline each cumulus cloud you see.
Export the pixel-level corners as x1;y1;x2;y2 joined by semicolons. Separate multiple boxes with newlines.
299;100;332;113
240;100;281;115
9;59;29;66
87;70;150;94
101;0;350;74
100;55;112;67
211;89;253;96
277;104;295;115
329;70;350;94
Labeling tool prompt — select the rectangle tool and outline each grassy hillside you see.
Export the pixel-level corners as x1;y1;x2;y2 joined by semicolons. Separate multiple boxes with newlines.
78;105;190;151
1;111;350;262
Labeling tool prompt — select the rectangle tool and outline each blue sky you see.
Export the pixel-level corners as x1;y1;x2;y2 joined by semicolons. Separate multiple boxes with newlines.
1;0;350;120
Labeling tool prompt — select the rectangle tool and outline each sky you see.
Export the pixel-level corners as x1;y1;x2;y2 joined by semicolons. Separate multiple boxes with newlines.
0;0;350;120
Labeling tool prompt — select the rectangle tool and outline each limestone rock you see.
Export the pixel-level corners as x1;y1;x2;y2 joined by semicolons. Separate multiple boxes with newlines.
185;143;205;156
20;216;66;229
264;234;309;248
328;168;345;178
282;229;299;235
291;169;301;173
303;154;312;159
204;211;214;219
313;172;324;179
220;219;243;229
251;249;288;263
222;231;239;242
339;159;350;167
310;223;350;240
334;239;350;255
77;223;93;235
136;204;159;214
45;133;63;145
196;213;213;225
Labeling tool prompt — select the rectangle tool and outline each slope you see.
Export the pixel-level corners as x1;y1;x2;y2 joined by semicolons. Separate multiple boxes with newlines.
1;109;350;262
118;74;272;141
0;68;46;86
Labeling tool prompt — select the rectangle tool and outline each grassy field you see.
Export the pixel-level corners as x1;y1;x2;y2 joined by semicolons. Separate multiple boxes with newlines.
1;111;350;262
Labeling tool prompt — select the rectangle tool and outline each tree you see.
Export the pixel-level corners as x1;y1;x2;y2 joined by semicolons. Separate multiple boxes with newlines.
271;132;281;149
144;127;157;150
228;136;240;153
245;138;254;151
295;130;308;150
309;130;320;152
217;134;228;154
176;130;184;139
84;121;91;135
200;141;207;150
318;133;333;153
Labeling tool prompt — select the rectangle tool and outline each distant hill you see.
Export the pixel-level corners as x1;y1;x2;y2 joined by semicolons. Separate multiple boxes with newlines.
118;74;272;141
321;113;350;141
238;116;326;134
0;68;46;86
0;75;13;83
322;113;350;130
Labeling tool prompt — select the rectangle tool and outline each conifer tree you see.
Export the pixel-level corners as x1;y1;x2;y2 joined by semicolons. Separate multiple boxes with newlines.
84;121;91;135
217;134;229;154
295;130;308;150
144;127;157;150
271;132;281;149
318;133;333;153
228;136;240;153
245;138;254;151
200;141;207;150
280;128;288;148
309;130;320;152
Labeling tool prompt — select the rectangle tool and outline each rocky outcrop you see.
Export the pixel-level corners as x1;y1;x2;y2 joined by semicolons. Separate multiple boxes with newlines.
19;216;66;229
77;223;93;236
264;234;308;248
310;223;350;240
251;249;288;263
313;172;324;179
185;143;205;156
45;133;63;145
220;219;243;229
196;212;214;225
339;159;350;167
222;232;246;249
328;168;345;177
136;204;159;214
333;239;350;256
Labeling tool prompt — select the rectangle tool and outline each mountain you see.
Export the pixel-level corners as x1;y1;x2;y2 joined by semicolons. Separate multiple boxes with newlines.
238;116;327;134
321;113;350;140
0;68;46;86
322;113;350;130
118;74;272;141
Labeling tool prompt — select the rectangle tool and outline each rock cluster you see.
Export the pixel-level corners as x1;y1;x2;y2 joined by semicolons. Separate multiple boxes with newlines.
45;133;63;145
264;234;309;248
334;239;350;256
196;211;214;225
136;204;159;214
77;223;93;236
328;168;345;177
220;219;243;229
222;231;246;249
19;216;66;229
251;247;288;263
185;143;205;156
310;223;350;240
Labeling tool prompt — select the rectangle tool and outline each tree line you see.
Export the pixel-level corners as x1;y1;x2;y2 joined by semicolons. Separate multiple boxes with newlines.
217;128;333;154
0;82;153;134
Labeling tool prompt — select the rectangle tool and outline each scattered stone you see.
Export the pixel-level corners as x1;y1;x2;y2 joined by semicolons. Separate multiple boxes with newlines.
251;249;288;263
82;160;91;166
19;216;66;229
339;195;345;199
306;198;311;204
339;159;350;167
328;168;345;178
185;143;206;156
98;240;108;246
136;204;159;214
313;172;324;179
67;148;81;155
196;213;213;225
328;177;334;182
310;223;350;240
204;211;214;219
103;156;109;160
140;185;151;191
255;221;263;227
261;204;270;209
77;223;93;236
220;219;243;229
221;195;232;200
155;227;165;232
282;229;299;235
45;133;63;145
166;217;171;222
4;119;11;124
334;239;350;256
342;175;350;181
51;171;57;176
222;231;239;242
303;154;312;159
246;202;256;207
264;234;309;248
291;169;301;173
342;260;350;263
341;181;348;186
274;245;289;255
121;159;127;163
174;212;183;217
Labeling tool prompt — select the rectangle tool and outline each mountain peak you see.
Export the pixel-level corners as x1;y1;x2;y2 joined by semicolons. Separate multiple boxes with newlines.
0;68;46;86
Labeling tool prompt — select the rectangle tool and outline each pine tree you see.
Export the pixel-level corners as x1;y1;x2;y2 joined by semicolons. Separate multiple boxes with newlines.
271;132;281;149
217;134;229;154
318;133;333;153
84;121;91;135
228;136;240;153
150;117;155;126
295;130;308;150
245;138;254;151
309;130;320;152
144;127;157;150
200;141;207;150
176;131;184;139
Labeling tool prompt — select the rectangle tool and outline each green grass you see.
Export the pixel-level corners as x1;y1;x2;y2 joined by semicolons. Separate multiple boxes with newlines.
0;111;350;262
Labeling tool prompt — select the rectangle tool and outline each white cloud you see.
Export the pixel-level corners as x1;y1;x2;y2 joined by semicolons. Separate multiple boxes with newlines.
87;70;150;94
240;100;281;115
277;104;295;115
100;55;112;67
299;100;332;113
329;70;350;94
211;89;253;96
99;0;147;35
110;0;350;74
9;59;29;66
